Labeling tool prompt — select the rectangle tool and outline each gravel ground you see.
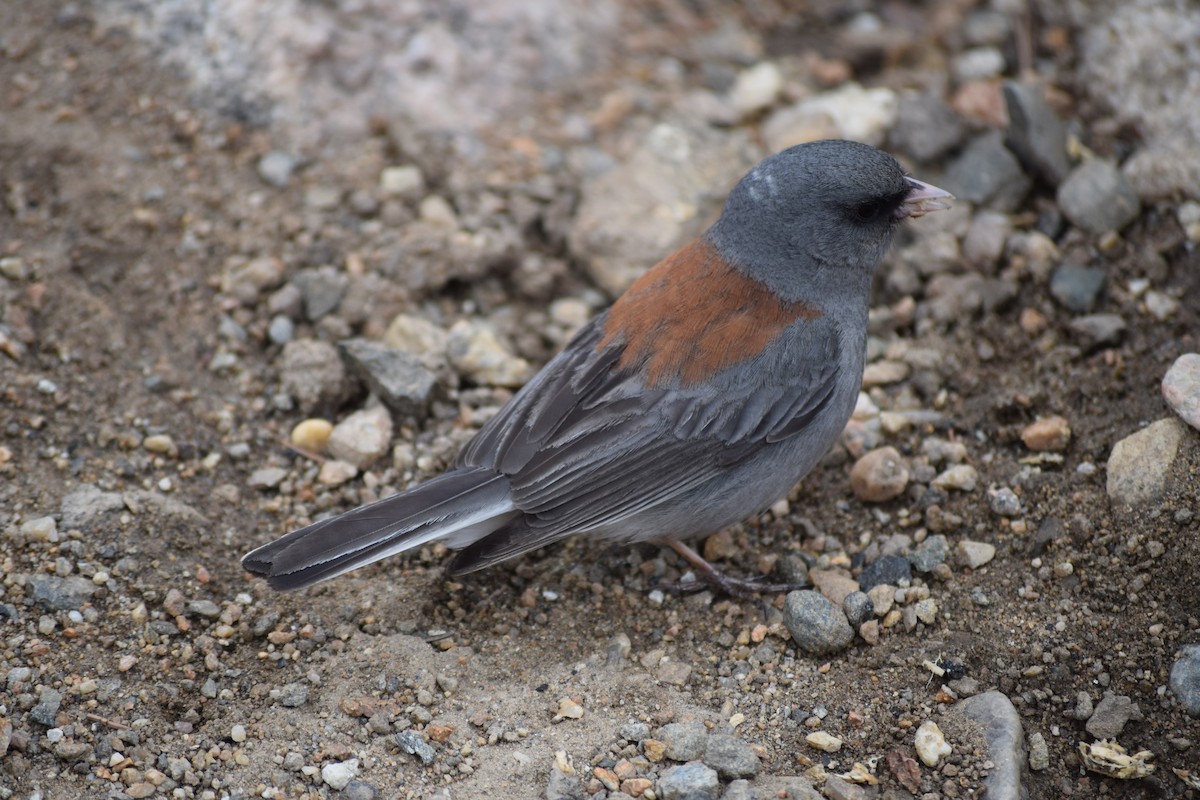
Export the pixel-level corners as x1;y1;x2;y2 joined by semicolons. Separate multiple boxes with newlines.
1;1;1198;799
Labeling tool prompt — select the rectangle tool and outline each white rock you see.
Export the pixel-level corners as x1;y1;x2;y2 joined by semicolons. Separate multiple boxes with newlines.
321;758;359;790
932;464;979;492
446;320;532;388
729;62;783;117
763;83;898;151
380;165;425;198
1163;353;1200;430
915;721;952;767
327;406;393;470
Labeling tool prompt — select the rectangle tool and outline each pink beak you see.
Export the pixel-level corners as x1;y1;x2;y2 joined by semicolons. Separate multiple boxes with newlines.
898;177;954;219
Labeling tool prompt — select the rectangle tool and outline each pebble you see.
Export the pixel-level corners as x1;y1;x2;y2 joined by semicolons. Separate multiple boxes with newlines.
1085;692;1143;739
268;315;294;344
1162;353;1200;431
1021;416;1071;451
860;360;909;387
322;758;359;790
31;687;63;726
849;447;909;503
858;555;911;591
1168;644;1200;716
914;721;951;767
1074;691;1095;721
257;151;299;187
340;338;440;418
729;62;782;118
20;515;58;542
932;464;979;492
783;590;854;655
327;405;393;470
961;210;1011;269
842;592;874;629
275;682;309;708
343;780;380;800
28;575;97;611
956;540;996;569
704;734;760;779
1068;313;1127;350
889;91;967;163
954;692;1023;800
866;584;896;617
396;731;436;765
248;466;288;490
809;569;859;607
231;724;247;743
446;320;533;388
1028;732;1050;771
556;697;584;720
280;339;351;413
1049;264;1106;313
913;598;938;625
222;256;286;304
54;740;91;761
60;483;125;530
942;131;1031;211
1106;417;1186;507
805;731;842;752
291;418;334;452
1144;290;1179;321
294;265;348;321
987;487;1022;517
658;761;720;800
763;83;897;151
952;46;1007;81
1003;81;1072;185
721;779;756;800
658;722;708;762
379;165;425;198
1057;159;1142;234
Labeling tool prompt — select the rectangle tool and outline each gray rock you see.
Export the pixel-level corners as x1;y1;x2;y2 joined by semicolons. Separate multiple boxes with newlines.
546;763;583;800
720;779;757;800
343;780;380;800
909;535;949;573
1162;353;1200;432
294;265;348;321
279;338;352;413
248;467;288;490
1106;417;1186;508
842;592;874;629
1073;691;1095;721
858;554;911;590
276;682;309;708
618;721;651;742
267;314;295;344
31;687;64;726
186;600;221;619
1049;264;1106;313
1068;313;1127;351
569;122;756;296
658;762;720;800
888;91;967;163
1169;644;1200;716
986;487;1022;517
954;692;1024;800
942;131;1031;211
339;338;440;419
396;730;436;766
1028;732;1050;771
257;151;299;188
658;722;708;762
1057;160;1141;234
783;590;854;656
1004;81;1072;185
704;734;760;779
961;210;1011;270
1085;692;1144;739
822;775;866;800
28;575;97;611
60;484;125;530
751;776;821;800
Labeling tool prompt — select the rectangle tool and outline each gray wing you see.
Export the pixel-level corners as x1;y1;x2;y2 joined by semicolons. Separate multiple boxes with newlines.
457;314;843;545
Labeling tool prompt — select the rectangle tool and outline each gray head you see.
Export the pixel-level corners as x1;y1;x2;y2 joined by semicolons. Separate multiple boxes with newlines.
707;139;949;304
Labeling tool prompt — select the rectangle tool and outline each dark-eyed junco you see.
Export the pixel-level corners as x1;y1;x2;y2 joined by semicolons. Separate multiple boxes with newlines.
243;139;951;595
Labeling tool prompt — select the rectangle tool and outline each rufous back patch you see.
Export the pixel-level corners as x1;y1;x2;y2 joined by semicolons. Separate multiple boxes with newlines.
599;238;820;387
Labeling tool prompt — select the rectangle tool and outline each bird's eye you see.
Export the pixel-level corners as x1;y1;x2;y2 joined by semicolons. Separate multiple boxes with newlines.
854;200;884;221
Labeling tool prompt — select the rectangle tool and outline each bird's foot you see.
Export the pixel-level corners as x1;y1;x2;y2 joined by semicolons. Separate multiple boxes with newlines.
657;540;803;600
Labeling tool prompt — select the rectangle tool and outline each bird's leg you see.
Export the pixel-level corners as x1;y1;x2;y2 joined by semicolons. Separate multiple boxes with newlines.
660;539;804;599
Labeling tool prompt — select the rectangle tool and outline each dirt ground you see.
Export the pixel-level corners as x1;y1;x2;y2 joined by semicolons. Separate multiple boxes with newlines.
1;2;1198;799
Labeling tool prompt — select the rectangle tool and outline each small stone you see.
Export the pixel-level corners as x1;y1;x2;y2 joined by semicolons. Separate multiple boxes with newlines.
956;540;997;569
31;687;63;726
291;418;334;452
54;740;92;761
318;459;358;486
657;722;708;762
866;584;895;616
961;210;1011;269
231;724;247;743
909;535;949;573
1057;159;1141;234
658;762;720;800
321;758;359;790
954;692;1024;799
1003;81;1072;185
276;683;309;708
913;598;938;624
729;62;782;118
339;338;440;419
842;592;874;629
20;515;58;542
557;698;584;720
28;575;97;612
783;590;854;656
1162;353;1200;431
806;731;842;752
914;721;951;767
257;151;298;188
248;467;288;490
849;447;909;503
396;730;436;765
704;734;760;779
987;487;1022;517
1144;290;1179;321
380;165;425;199
186;599;220;619
1085;692;1144;739
280;339;351;413
223;256;286;304
942;131;1031;211
383;314;449;363
932;464;979;492
858;555;911;591
1068;313;1127;350
294;266;348;321
1106;418;1186;507
1074;692;1095;721
327;406;393;470
446;320;532;388
1022;416;1071;451
1028;732;1050;771
860;360;909;387
1168;644;1200;716
1050;264;1106;313
343;780;380;800
809;569;860;607
952;46;1007;82
889;91;967;163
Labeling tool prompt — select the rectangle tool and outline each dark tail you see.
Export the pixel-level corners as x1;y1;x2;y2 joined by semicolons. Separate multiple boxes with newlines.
242;467;516;591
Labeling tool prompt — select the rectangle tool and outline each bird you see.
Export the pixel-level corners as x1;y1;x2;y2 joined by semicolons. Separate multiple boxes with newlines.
242;139;952;596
